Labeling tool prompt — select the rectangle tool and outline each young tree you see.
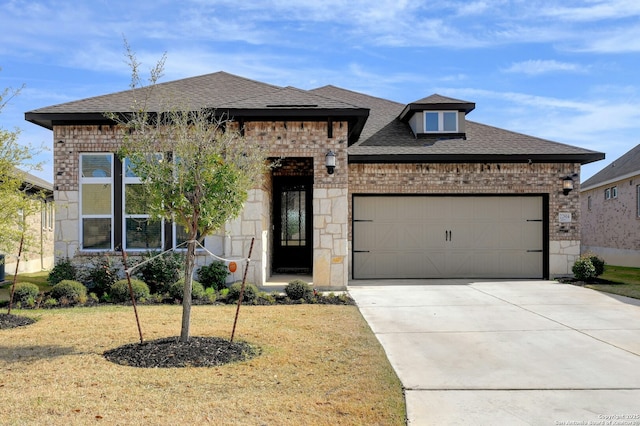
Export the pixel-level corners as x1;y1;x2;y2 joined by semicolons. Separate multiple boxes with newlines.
111;46;268;342
1;71;44;313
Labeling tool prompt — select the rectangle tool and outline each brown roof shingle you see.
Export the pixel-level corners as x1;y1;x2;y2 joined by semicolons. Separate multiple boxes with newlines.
26;71;604;164
581;144;640;188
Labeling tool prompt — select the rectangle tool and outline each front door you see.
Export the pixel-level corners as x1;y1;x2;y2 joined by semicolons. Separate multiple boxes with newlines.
273;176;313;273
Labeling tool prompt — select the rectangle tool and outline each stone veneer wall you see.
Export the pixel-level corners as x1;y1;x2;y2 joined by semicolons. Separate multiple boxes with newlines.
348;162;582;277
242;121;349;289
52;121;350;289
581;174;640;267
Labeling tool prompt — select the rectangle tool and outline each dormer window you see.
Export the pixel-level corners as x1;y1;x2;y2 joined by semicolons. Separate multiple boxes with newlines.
425;111;458;133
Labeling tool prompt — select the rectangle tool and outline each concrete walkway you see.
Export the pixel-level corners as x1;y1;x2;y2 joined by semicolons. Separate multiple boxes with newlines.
349;280;640;425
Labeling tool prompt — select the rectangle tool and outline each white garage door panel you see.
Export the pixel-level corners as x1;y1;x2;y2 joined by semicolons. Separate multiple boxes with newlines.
353;196;543;279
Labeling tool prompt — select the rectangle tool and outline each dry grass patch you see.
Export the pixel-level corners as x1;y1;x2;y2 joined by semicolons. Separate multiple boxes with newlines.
0;304;405;425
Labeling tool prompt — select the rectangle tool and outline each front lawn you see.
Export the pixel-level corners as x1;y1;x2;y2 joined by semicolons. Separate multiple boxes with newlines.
0;271;51;302
585;265;640;300
0;304;406;425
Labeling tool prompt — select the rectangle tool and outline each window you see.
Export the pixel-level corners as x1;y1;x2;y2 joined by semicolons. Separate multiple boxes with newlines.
587;195;592;210
605;186;618;201
123;158;163;250
78;154;195;252
80;154;113;250
425;111;458;133
42;201;53;230
637;185;640;218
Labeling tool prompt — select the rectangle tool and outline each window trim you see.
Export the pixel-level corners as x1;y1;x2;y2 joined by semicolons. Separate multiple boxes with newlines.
424;111;459;133
605;188;611;200
123;157;164;251
79;153;114;251
77;153;203;252
611;186;618;199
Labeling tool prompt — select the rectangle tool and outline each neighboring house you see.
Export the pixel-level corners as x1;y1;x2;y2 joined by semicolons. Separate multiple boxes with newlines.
2;171;55;276
25;72;603;289
580;144;640;267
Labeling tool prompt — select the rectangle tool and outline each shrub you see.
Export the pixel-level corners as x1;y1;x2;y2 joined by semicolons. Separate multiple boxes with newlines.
48;258;77;285
572;257;597;281
204;287;217;303
86;257;119;297
256;291;276;305
12;282;39;305
284;279;313;301
51;280;88;304
197;261;229;290
227;282;259;304
134;252;184;294
110;279;150;303
168;279;206;301
588;254;605;277
43;297;58;308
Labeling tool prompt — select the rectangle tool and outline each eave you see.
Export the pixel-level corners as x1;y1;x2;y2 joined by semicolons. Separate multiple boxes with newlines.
25;107;370;144
348;152;605;165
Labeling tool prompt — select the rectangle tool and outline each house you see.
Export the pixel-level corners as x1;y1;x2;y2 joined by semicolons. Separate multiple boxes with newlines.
580;144;640;267
25;72;603;289
2;170;54;277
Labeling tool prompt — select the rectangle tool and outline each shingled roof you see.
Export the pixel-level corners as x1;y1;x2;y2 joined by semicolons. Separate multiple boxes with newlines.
25;71;604;165
311;85;603;164
581;144;640;190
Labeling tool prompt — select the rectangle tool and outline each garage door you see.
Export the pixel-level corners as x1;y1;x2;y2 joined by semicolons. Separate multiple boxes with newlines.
353;196;544;279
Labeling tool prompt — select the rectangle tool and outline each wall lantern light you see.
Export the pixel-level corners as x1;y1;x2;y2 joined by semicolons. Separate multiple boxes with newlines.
562;176;574;195
325;150;336;175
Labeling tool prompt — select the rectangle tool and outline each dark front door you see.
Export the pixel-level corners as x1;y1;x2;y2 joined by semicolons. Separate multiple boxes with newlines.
273;176;313;273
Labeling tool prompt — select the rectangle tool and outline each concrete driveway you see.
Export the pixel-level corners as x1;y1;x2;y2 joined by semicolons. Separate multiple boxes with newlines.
348;280;640;425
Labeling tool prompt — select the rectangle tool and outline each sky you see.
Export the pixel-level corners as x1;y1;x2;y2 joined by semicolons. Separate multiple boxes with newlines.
1;0;639;183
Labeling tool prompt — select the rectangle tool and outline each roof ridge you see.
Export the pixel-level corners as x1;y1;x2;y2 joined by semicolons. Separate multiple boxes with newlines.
311;85;405;108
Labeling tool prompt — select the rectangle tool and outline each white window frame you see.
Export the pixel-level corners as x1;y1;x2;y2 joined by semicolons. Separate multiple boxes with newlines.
605;188;611;200
611;186;618;199
424;111;458;133
80;153;114;251
637;185;640;218
587;195;592;211
41;201;53;230
123;157;164;251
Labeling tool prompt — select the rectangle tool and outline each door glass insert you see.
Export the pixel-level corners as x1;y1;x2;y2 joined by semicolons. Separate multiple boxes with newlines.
280;186;306;247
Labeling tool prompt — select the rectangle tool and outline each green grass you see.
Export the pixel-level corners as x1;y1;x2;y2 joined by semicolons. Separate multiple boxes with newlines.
0;271;52;302
586;265;640;300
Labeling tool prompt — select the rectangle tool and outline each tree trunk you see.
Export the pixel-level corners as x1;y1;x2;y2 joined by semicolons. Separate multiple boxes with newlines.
7;232;25;315
179;238;197;342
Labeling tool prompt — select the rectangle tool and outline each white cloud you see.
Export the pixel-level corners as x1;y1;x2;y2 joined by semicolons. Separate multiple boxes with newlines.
541;0;640;22
503;60;584;75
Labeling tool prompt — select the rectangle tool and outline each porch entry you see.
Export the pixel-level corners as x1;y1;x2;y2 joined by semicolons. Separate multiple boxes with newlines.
273;176;313;273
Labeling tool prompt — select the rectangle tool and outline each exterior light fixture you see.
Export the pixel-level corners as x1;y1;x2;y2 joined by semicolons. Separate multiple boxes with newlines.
325;150;336;174
562;176;574;195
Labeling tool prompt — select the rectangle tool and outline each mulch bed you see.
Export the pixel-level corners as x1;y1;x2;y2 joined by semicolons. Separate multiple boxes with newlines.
0;313;36;329
557;277;618;286
103;336;259;368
